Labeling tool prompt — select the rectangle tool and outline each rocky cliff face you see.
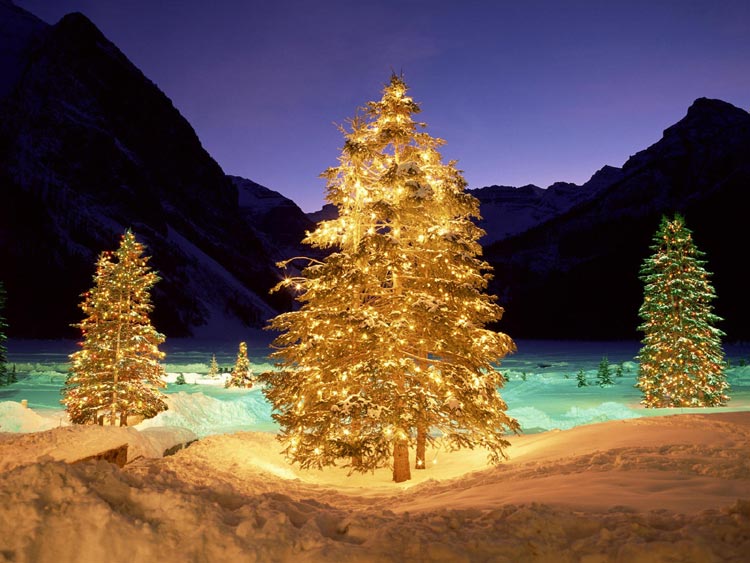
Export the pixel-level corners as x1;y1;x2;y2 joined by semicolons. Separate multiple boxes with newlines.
484;98;750;340
231;175;315;260
0;8;296;338
471;164;625;244
0;0;46;97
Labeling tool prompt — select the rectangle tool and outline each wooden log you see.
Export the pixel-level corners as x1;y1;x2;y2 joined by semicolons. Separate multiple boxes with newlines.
72;443;129;468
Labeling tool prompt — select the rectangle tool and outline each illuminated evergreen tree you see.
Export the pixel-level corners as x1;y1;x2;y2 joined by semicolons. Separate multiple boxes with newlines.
636;214;728;407
0;281;7;385
260;75;518;483
208;354;220;378
226;342;253;388
62;230;167;425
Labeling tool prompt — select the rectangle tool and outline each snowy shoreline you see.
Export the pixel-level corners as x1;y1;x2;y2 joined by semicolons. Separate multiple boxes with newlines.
3;338;750;437
1;340;749;560
1;411;748;562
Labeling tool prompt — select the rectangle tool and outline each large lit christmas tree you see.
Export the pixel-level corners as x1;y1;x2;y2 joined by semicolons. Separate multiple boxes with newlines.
260;75;518;482
62;230;168;425
636;214;729;407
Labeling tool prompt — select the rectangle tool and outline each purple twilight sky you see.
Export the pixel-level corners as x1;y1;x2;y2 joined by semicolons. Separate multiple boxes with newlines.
15;0;750;212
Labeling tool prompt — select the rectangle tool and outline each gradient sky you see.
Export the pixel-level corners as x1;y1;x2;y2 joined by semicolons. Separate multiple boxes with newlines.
15;0;750;212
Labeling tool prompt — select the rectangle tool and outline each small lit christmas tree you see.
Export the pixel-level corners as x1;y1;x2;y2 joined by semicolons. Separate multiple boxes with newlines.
636;214;728;407
208;354;220;378
260;75;518;482
0;281;7;385
226;342;253;388
62;230;167;425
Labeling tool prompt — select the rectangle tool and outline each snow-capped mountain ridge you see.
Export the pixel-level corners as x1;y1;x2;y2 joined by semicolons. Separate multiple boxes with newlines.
2;3;748;341
483;97;750;340
0;6;295;338
469;164;625;244
230;175;315;261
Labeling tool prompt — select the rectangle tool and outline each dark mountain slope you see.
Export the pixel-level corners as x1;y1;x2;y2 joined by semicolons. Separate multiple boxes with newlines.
485;98;750;341
470;165;625;245
3;3;747;342
231;175;315;258
0;9;290;337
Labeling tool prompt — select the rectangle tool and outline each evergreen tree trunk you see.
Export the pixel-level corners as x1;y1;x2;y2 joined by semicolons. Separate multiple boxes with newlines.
350;417;363;469
351;454;363;470
415;354;427;470
415;424;426;470
392;439;411;483
111;317;123;427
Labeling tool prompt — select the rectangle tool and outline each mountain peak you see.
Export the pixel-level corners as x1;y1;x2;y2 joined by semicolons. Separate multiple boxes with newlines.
687;96;747;116
621;98;750;174
56;10;100;31
0;0;47;97
0;4;290;337
667;97;750;136
582;165;624;191
51;11;123;59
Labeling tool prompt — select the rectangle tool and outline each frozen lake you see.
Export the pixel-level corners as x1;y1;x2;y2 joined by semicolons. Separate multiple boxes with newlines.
2;337;749;437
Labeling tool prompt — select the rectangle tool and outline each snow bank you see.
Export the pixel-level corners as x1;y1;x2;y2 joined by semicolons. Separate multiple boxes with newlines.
0;412;748;562
136;390;274;437
509;401;641;432
0;401;65;433
0;424;196;472
163;370;227;384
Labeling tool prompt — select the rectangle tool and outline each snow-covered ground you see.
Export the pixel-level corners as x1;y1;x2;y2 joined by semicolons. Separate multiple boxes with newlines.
1;338;749;561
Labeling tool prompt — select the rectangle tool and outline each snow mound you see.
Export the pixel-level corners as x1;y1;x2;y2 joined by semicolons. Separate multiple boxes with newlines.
164;371;229;385
0;401;64;433
136;390;273;437
509;401;641;432
3;413;749;562
0;424;196;473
